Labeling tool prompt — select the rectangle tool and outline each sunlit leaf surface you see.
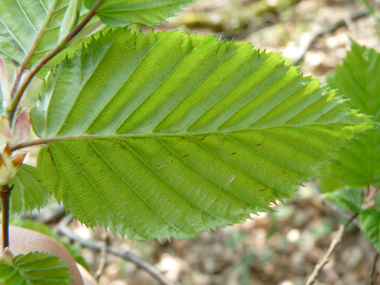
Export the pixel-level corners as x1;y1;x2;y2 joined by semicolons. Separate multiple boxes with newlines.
31;29;369;241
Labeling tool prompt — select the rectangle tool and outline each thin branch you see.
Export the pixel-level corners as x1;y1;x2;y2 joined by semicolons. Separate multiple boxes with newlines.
55;214;174;285
8;0;105;124
305;213;358;285
53;211;74;232
0;184;13;251
369;252;379;285
22;203;66;224
9;0;59;101
293;6;379;65
94;234;108;281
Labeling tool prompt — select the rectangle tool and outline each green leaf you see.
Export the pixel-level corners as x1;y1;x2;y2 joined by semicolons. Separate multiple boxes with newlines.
0;251;72;285
317;163;346;193
85;0;197;27
324;187;363;212
0;0;104;73
360;208;380;253
322;41;380;190
5;164;50;214
31;28;370;241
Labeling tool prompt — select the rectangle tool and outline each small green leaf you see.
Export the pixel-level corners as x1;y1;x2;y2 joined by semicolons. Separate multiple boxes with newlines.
321;41;380;190
31;29;370;241
360;208;380;253
2;164;50;214
0;251;72;285
84;0;197;26
325;187;363;212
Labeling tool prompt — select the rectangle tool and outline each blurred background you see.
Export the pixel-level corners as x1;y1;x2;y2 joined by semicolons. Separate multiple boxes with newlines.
16;0;380;284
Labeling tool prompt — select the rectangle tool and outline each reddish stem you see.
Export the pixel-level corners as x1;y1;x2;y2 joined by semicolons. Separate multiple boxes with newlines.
1;184;13;251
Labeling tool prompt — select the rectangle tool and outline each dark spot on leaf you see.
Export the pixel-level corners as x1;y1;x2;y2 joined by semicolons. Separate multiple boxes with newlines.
184;154;190;157
158;165;166;172
230;152;237;155
190;205;194;209
116;142;126;150
260;188;266;192
256;144;261;146
168;153;172;156
200;136;208;141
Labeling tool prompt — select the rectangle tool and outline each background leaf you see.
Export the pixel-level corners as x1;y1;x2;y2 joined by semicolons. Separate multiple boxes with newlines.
0;0;104;75
31;28;370;241
324;187;363;212
85;0;197;27
321;41;380;190
360;208;380;253
0;251;72;285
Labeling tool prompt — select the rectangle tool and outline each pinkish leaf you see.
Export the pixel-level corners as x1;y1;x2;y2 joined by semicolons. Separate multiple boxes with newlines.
0;115;11;151
11;108;30;147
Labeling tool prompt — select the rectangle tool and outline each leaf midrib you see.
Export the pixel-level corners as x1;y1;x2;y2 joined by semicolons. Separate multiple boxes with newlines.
14;122;352;151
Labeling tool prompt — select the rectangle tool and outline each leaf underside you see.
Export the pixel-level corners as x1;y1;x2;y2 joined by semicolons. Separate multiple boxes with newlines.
0;251;72;285
31;28;369;241
325;41;380;189
84;0;197;27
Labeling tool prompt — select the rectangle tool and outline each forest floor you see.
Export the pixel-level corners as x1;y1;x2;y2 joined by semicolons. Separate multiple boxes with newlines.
22;0;380;284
